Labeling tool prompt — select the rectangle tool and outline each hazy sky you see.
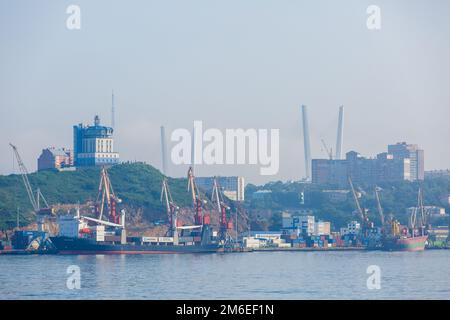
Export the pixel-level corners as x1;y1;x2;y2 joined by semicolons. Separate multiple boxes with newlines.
1;0;450;184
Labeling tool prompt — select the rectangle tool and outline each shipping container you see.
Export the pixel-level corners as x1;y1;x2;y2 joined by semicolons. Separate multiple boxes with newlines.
104;235;121;242
158;237;174;243
142;236;158;243
179;237;194;243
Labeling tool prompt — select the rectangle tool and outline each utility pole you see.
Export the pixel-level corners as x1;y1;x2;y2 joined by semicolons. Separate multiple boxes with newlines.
235;210;238;242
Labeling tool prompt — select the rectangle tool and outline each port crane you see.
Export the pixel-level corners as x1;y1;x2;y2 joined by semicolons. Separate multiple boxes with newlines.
348;177;371;229
187;167;208;227
375;186;408;240
95;167;122;225
211;177;233;242
374;186;385;226
375;186;399;237
10;143;53;231
161;177;179;241
236;202;250;230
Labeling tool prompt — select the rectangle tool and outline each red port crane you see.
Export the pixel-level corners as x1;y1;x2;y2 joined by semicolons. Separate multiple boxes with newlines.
211;177;233;241
95;167;122;224
160;177;179;238
187;166;208;226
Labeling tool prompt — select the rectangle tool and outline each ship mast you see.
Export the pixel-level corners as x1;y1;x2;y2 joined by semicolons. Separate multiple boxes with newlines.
418;188;428;236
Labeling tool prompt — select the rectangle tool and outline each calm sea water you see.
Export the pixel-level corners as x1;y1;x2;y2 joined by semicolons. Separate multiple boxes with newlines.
1;250;449;299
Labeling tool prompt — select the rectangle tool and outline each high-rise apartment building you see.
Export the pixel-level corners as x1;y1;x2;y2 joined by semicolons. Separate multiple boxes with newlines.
312;143;418;186
388;142;424;180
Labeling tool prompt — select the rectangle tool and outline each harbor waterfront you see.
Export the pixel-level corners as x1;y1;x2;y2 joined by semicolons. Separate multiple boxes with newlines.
1;250;449;300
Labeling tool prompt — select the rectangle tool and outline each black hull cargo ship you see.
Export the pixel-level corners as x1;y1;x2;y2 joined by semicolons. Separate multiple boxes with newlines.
50;214;219;255
50;235;219;254
48;167;225;255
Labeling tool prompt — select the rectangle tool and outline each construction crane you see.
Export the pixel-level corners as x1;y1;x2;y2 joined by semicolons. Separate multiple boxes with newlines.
374;186;385;226
161;178;179;240
321;139;333;160
10;143;52;231
95;167;122;225
211;177;232;242
348;177;370;228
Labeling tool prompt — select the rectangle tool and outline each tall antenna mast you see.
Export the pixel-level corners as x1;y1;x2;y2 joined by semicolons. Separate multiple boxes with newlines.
111;90;115;129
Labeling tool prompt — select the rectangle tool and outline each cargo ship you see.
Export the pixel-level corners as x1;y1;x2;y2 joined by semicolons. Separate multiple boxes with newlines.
50;167;221;255
380;189;428;252
349;182;429;252
381;235;427;252
49;205;220;254
50;226;219;255
51;240;218;254
381;218;428;252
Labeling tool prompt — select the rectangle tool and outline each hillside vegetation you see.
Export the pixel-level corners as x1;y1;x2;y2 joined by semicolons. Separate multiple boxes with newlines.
0;162;190;229
245;178;450;229
1;162;450;232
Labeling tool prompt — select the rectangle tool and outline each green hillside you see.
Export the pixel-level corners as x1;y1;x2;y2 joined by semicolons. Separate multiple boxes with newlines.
244;178;450;229
0;162;190;229
2;162;450;232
